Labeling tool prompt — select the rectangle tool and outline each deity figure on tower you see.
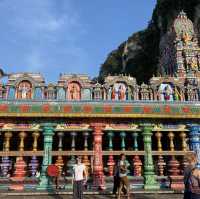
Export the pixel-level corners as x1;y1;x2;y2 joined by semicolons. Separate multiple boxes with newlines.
163;85;172;101
118;85;125;100
111;87;116;100
17;81;32;99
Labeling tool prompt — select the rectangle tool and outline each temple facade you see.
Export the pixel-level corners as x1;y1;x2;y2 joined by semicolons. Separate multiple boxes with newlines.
0;11;200;192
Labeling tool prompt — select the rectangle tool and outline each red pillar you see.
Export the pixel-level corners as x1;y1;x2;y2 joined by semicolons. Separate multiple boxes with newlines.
91;123;105;190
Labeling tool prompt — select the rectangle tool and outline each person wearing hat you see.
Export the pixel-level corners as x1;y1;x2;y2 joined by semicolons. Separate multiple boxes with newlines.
72;156;87;199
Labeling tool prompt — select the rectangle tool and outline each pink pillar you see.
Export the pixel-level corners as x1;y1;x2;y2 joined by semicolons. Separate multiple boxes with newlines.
91;123;105;190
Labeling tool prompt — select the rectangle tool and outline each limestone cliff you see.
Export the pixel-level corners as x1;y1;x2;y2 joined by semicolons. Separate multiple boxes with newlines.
99;0;200;84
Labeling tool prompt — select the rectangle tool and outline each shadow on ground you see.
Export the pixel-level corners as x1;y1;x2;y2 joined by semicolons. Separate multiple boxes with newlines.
0;194;183;199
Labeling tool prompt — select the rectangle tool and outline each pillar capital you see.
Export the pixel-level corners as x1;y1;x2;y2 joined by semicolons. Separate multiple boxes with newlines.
41;123;56;136
141;124;153;133
91;123;105;135
90;122;105;129
107;131;114;137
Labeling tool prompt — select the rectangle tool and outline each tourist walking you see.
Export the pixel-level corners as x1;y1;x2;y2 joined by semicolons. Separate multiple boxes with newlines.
113;160;120;195
184;152;200;199
72;156;87;199
117;153;130;199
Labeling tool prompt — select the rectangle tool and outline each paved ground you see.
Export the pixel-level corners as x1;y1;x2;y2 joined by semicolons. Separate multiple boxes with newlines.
0;194;183;199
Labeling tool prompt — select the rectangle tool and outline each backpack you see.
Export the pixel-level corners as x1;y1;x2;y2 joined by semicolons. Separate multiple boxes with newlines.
188;168;200;194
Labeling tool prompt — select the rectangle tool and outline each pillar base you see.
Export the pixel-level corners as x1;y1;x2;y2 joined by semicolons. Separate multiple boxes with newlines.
144;175;160;190
36;175;53;190
169;175;184;190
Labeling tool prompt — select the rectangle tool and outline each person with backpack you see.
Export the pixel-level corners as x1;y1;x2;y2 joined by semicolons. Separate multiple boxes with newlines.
117;153;130;199
184;152;200;199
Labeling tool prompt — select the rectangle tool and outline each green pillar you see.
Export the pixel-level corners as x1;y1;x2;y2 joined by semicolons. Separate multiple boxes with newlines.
142;125;159;190
37;123;55;190
107;131;114;151
120;131;126;151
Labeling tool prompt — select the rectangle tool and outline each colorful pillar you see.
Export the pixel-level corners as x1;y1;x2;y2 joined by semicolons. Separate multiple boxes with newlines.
29;131;40;177
37;123;55;190
189;125;200;168
107;131;115;176
132;132;142;176
120;131;126;151
142;125;159;190
82;132;90;172
91;123;105;190
2;131;12;177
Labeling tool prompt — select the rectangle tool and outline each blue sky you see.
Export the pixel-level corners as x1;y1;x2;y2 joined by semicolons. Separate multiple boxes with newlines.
0;0;156;82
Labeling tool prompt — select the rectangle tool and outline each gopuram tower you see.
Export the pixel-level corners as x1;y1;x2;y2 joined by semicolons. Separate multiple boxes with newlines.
159;11;200;79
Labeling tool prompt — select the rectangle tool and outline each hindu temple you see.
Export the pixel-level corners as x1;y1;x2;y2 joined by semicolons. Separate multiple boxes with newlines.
0;11;200;192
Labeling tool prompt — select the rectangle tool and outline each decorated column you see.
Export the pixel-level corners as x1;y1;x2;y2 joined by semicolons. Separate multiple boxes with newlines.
155;131;166;176
107;131;115;176
37;123;55;190
142;125;159;190
10;131;27;190
67;132;77;174
132;132;142;176
120;131;126;151
189;125;200;168
82;132;90;167
29;131;40;177
91;123;105;190
167;131;183;190
55;132;64;175
2;131;12;177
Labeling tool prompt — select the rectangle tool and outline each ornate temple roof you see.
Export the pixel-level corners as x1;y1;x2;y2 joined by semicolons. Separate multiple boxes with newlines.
7;73;45;86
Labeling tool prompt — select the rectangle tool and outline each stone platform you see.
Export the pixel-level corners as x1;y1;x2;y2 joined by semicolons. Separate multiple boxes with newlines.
0;191;183;199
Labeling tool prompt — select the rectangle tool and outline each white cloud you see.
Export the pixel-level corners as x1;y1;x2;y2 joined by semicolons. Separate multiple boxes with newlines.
0;0;87;73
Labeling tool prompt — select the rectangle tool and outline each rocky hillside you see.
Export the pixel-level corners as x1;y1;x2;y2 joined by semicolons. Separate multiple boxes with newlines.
99;0;200;84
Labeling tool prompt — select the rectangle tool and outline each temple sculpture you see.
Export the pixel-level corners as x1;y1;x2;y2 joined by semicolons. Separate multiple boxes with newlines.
0;11;199;192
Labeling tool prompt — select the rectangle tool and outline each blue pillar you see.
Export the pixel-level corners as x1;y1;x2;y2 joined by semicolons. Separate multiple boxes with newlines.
189;125;200;168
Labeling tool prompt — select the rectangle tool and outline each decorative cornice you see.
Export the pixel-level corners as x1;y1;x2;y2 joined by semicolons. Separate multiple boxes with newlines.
0;100;200;119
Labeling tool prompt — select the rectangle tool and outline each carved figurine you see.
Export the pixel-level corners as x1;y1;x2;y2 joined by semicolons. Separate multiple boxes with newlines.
118;85;125;100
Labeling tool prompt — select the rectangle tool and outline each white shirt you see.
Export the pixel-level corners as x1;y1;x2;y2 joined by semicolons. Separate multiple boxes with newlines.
73;163;86;181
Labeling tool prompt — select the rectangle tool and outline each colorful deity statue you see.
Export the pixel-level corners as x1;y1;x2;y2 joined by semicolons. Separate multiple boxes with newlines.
164;85;171;101
111;87;116;100
17;81;32;99
68;83;81;100
118;85;125;100
140;83;150;100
